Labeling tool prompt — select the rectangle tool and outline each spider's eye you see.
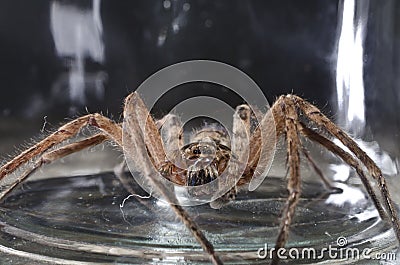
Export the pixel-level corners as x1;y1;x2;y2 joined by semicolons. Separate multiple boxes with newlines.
202;148;213;155
193;148;201;155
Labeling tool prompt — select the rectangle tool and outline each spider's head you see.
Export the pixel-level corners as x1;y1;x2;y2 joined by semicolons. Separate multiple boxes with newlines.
182;137;217;161
181;133;231;186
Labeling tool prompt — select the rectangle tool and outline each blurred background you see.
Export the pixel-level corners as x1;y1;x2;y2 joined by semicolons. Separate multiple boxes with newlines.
0;2;399;263
0;0;399;159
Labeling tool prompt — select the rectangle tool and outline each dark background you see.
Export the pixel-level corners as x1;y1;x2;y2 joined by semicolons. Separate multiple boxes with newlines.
0;0;399;155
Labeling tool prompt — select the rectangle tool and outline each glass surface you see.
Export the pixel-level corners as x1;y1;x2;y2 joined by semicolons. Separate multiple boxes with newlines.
0;172;396;264
0;1;399;264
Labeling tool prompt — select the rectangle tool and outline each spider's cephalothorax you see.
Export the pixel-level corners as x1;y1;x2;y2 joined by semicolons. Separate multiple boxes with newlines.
181;126;232;186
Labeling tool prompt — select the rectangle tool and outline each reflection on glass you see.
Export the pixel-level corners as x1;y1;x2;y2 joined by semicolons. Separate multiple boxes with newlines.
50;0;106;111
332;0;398;218
335;0;369;135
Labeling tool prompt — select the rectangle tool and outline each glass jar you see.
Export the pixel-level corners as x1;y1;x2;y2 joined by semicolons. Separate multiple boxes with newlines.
0;1;398;264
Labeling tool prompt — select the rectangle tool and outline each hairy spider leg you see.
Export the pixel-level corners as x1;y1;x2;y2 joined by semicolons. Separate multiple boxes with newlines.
124;92;223;265
269;96;303;265
0;114;122;182
294;95;400;242
0;134;107;200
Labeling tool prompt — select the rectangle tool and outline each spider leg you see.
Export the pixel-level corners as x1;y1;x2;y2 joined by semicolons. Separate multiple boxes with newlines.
124;92;223;265
297;122;387;220
232;105;252;157
0;134;108;201
210;104;251;209
0;113;122;202
293;96;400;242
156;113;184;154
301;146;340;192
244;95;293;190
271;96;302;265
246;108;279;191
113;161;139;196
0;114;122;182
156;113;187;184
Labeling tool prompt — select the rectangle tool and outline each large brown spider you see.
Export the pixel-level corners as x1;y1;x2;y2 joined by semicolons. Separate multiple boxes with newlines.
0;92;399;265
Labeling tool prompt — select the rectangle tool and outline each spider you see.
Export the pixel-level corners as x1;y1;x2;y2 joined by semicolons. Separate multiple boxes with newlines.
0;92;399;265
